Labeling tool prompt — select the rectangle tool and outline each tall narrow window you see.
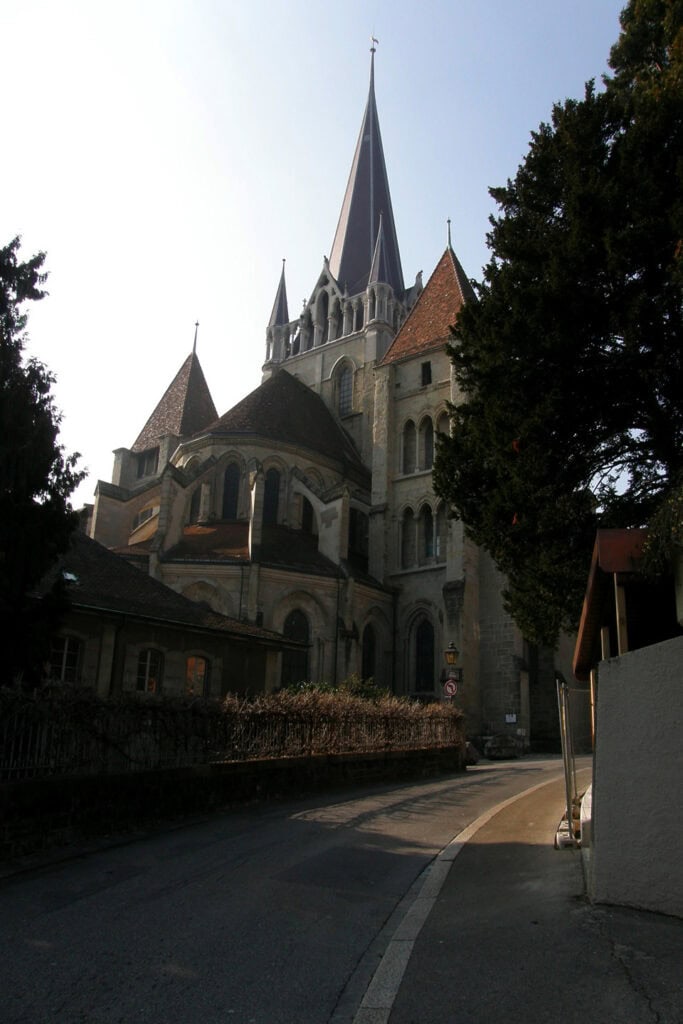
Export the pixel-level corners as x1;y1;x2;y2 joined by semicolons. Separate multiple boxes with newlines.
137;649;163;694
281;610;310;687
403;421;416;474
421;361;432;386
186;656;210;697
436;504;448;562
415;619;435;692
422;418;434;469
320;291;330;344
136;448;159;480
338;366;353;416
301;496;315;535
189;487;201;524
50;635;82;683
222;463;240;519
419;505;434;563
263;468;280;525
401;508;416;568
361;624;376;682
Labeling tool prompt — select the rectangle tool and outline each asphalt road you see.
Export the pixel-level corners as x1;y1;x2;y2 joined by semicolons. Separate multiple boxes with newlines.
0;759;566;1024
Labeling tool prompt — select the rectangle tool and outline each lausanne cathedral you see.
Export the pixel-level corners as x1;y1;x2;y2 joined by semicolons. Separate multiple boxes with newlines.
90;51;566;748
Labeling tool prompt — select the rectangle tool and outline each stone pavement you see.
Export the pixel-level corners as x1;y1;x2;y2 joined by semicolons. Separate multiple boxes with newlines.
355;774;683;1024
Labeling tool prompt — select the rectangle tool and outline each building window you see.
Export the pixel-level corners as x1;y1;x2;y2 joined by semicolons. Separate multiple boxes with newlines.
189;487;201;524
281;610;310;687
361;623;376;682
301;496;315;535
186;656;210;697
49;635;82;683
136;448;159;480
137;649;163;694
401;508;416;568
415;619;435;692
263;468;281;525
420;417;434;470
222;463;240;519
338;366;353;416
403;420;416;474
421;362;432;386
419;505;434;563
436;504;448;562
349;508;369;564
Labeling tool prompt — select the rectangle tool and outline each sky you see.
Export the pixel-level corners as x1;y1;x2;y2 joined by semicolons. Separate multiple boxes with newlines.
2;0;626;508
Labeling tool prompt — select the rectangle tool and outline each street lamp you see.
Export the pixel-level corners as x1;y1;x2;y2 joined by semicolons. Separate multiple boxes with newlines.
444;641;459;668
442;641;462;697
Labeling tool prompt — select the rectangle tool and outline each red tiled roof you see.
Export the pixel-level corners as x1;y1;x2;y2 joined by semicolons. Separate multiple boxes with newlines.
381;247;474;365
132;352;218;453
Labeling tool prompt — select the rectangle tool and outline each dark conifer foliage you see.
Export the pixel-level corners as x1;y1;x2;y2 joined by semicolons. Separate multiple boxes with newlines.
434;0;683;645
0;237;84;682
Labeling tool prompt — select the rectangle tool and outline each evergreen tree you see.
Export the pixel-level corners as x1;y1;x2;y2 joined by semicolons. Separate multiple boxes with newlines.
434;0;683;646
0;237;84;683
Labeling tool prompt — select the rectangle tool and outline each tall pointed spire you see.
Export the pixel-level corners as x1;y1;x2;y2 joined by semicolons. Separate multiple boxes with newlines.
328;45;404;297
268;259;289;328
368;212;389;285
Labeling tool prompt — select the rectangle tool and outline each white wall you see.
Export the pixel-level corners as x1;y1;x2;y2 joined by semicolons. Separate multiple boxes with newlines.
590;636;683;917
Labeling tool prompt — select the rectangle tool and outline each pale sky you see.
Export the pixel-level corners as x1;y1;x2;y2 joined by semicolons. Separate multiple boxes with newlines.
2;0;625;508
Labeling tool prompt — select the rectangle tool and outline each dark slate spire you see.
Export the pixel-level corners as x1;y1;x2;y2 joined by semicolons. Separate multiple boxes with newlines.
268;259;289;327
131;350;218;452
328;46;404;296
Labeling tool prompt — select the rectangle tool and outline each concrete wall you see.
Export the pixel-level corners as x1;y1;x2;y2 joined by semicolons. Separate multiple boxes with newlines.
589;636;683;917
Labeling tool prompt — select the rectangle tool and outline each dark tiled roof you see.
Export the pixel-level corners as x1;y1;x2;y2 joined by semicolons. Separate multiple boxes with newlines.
201;370;368;480
163;523;341;579
164;523;250;562
328;52;404;296
381;248;475;365
41;532;285;644
132;352;218;453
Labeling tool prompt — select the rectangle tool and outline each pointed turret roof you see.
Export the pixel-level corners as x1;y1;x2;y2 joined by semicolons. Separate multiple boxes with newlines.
200;370;367;479
131;350;219;452
268;260;289;328
368;212;391;286
328;49;404;297
380;247;475;365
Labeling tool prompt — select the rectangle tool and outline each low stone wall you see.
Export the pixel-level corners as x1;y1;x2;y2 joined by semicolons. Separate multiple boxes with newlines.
0;745;464;861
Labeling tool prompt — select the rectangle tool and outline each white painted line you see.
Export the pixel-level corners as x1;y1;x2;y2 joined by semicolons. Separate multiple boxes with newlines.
352;768;591;1024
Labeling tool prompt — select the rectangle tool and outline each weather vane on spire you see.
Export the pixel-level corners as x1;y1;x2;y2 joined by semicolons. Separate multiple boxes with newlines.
371;35;379;53
193;320;199;354
447;218;452;248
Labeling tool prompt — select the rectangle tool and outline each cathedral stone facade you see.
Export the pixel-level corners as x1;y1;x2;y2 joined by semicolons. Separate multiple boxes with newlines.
91;52;562;748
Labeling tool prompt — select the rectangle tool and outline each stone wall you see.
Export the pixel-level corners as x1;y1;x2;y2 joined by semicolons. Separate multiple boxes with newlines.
0;746;464;862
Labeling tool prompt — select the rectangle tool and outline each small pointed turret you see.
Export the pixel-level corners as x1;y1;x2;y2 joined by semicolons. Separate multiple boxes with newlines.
268;259;289;328
368;212;390;286
328;46;404;297
131;350;218;452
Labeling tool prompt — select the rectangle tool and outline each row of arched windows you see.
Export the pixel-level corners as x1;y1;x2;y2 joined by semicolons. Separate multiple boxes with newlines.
401;413;449;475
187;464;283;526
401;504;448;568
280;609;437;693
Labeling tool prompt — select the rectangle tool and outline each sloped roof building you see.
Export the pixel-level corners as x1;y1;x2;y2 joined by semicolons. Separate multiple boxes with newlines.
90;50;563;747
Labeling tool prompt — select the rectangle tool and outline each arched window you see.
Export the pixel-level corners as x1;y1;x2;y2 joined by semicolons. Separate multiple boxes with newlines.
222;463;240;520
415;619;435;692
301;496;315;535
368;290;376;321
189;487;201;524
281;610;310;687
436;503;448;562
320;291;330;344
419;504;434;563
186;656;210;697
137;649;164;694
362;623;376;681
338;366;353;416
421;418;434;470
49;635;82;683
403;421;416;474
401;508;416;569
263;468;280;525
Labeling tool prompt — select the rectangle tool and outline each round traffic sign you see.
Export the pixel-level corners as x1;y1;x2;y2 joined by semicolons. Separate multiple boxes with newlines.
444;679;457;697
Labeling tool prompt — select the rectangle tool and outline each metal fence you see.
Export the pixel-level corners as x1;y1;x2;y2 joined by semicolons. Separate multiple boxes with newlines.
556;675;593;847
0;691;464;782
